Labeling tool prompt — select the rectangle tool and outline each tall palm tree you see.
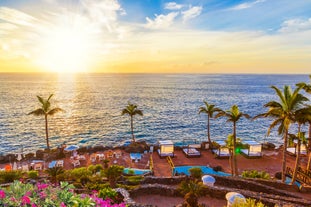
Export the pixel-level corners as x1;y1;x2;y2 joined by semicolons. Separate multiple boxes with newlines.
254;85;308;182
198;100;221;146
28;94;64;150
121;102;143;143
296;75;311;150
291;106;311;183
215;105;250;176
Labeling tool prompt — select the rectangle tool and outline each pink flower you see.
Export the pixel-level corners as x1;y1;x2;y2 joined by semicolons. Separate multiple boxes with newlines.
37;183;49;191
0;190;5;199
60;202;66;207
21;195;31;205
39;191;47;199
32;204;37;207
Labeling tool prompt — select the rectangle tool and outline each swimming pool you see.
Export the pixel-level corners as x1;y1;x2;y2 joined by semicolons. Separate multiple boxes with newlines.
123;168;152;175
173;166;230;177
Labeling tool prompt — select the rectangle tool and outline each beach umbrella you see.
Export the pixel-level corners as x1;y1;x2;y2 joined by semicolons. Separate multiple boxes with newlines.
226;192;246;207
17;153;22;161
13;162;17;170
202;175;216;186
64;145;79;152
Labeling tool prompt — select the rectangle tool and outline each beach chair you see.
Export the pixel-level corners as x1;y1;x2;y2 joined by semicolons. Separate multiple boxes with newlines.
90;154;97;163
114;150;122;159
149;145;154;153
34;163;43;171
79;154;86;161
97;153;105;161
56;160;64;167
22;164;29;171
240;140;262;158
72;160;80;167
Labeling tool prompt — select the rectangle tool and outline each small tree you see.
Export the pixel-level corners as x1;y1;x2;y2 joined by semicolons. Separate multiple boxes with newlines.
103;165;124;188
178;180;206;207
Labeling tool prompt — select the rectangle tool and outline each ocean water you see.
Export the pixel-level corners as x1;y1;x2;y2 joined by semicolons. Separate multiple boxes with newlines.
0;73;309;154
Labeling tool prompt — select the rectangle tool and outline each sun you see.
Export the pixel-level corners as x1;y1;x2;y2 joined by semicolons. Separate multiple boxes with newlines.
36;25;96;73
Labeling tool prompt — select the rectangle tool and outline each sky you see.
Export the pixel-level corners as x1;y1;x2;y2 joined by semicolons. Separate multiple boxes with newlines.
0;0;311;74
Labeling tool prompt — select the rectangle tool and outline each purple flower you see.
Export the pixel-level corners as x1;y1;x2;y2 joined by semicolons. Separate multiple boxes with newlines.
0;190;5;199
21;195;31;205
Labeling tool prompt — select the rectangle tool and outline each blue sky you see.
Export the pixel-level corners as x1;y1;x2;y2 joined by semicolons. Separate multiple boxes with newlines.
0;0;311;73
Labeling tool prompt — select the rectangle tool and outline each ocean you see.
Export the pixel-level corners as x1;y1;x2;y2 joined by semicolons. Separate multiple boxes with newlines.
0;73;309;154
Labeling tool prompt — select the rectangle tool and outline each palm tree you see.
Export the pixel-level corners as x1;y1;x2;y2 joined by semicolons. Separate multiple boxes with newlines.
178;180;206;207
226;134;235;176
121;102;143;143
215;105;250;176
198;100;221;146
290;106;311;184
296;75;311;150
45;166;64;184
28;94;64;150
254;85;308;182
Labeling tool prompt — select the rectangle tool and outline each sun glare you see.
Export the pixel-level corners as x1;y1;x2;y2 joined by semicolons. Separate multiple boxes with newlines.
37;26;95;73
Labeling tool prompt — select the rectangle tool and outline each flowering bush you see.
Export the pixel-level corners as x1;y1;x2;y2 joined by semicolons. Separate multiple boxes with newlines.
0;181;126;207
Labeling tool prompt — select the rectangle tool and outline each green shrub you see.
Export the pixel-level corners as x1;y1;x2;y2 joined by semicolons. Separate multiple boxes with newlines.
242;170;270;180
28;170;39;179
126;175;143;185
85;182;110;191
0;171;22;184
128;169;135;175
232;198;267;207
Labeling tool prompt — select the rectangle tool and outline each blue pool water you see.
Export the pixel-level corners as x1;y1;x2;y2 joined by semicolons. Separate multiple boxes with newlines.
173;165;230;176
123;167;151;175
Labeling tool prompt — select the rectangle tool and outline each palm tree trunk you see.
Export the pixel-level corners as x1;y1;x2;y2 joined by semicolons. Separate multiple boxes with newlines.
233;122;238;176
307;152;311;171
291;125;301;185
229;149;234;176
282;130;288;183
45;114;50;150
308;122;311;151
207;116;211;145
130;115;135;143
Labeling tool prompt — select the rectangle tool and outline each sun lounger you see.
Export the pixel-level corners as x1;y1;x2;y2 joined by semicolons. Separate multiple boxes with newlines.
72;160;80;167
56;160;64;167
157;140;174;158
96;153;105;161
130;153;142;162
212;140;230;158
182;147;201;158
34;163;43;170
240;140;262;158
286;144;307;156
22;164;29;171
114;150;122;159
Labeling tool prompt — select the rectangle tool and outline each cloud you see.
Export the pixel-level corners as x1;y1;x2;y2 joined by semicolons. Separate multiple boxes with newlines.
165;2;184;10
182;6;203;22
230;0;266;10
0;7;37;26
280;18;311;33
145;12;179;29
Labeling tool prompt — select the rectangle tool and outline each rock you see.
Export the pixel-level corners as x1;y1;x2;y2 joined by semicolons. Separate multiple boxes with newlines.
262;142;276;150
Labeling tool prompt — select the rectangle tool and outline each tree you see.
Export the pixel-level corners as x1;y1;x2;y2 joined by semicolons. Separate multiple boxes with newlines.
290;106;311;184
46;166;64;184
215;105;250;176
226;134;235;176
254;85;308;182
121;102;143;143
28;94;64;150
198;100;221;146
178;180;206;207
103;165;124;188
296;75;311;150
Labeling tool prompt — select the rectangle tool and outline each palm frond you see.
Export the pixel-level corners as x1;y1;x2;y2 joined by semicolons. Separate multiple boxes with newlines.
28;108;45;116
47;108;64;115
